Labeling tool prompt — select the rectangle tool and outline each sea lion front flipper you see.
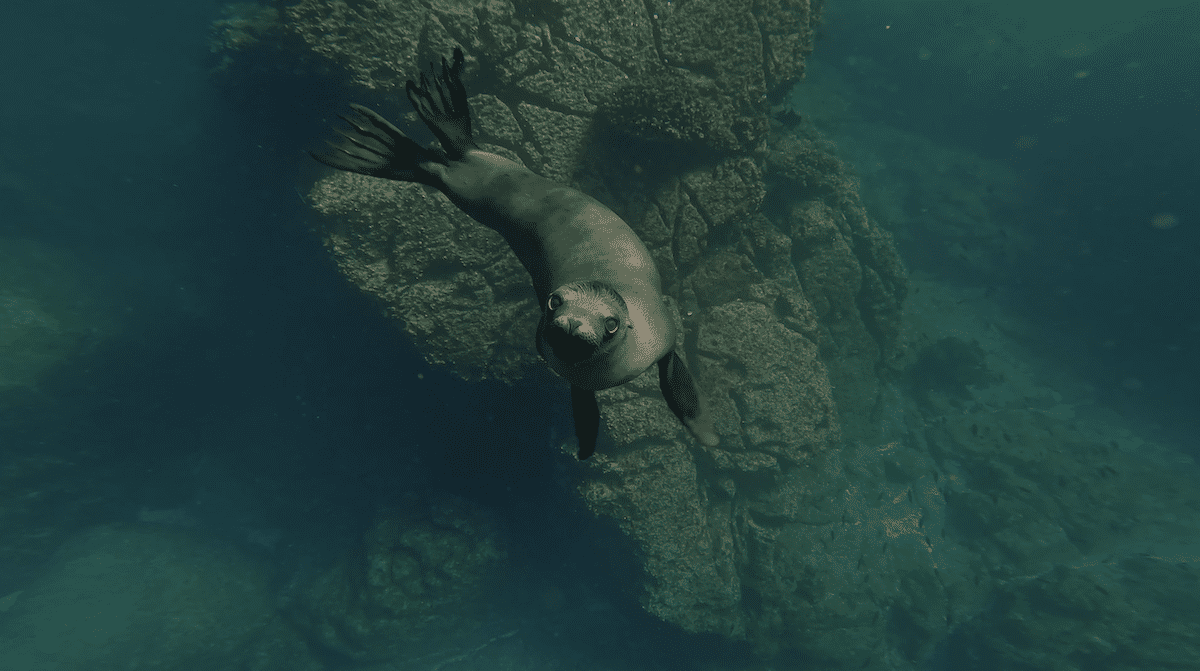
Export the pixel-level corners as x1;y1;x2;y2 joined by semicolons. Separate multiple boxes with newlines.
658;350;720;448
571;385;600;460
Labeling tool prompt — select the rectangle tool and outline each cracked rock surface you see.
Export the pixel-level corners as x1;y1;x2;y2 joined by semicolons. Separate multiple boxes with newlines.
288;0;926;665
287;495;508;663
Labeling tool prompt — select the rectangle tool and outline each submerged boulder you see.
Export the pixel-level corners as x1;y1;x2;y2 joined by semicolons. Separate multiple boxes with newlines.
287;494;508;663
283;0;931;666
0;524;278;671
0;238;113;393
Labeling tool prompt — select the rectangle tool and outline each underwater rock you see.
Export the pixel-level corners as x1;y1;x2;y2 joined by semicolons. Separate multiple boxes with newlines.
901;278;1200;670
594;68;740;165
209;2;281;72
0;238;113;393
287;494;508;663
957;555;1200;671
0;524;280;671
283;0;934;666
311;171;540;383
911;336;1003;403
0;294;71;388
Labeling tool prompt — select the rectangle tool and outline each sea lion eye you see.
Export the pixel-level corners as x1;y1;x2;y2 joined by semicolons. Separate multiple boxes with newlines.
548;294;563;311
604;317;620;334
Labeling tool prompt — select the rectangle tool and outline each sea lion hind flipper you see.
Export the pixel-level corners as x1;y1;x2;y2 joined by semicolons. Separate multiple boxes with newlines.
310;105;442;184
406;47;477;161
657;350;720;448
570;385;600;460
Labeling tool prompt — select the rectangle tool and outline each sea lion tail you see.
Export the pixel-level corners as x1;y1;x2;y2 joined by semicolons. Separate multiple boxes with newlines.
310;103;444;185
406;47;478;161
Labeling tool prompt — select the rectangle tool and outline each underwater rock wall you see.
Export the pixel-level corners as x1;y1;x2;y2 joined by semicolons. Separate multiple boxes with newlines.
288;0;928;666
0;524;283;671
0;239;113;395
286;495;508;663
896;279;1200;671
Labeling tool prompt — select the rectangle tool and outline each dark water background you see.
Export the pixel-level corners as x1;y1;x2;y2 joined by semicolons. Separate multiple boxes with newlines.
817;0;1199;450
2;0;579;549
1;1;689;666
1;0;1196;669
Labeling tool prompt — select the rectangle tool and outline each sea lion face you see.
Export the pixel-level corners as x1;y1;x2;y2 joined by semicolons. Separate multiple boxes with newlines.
538;281;629;365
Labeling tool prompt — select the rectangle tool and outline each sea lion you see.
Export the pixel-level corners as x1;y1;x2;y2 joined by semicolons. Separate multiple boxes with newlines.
311;47;718;459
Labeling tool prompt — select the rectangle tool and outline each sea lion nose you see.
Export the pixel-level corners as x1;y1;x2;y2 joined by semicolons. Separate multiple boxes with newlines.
556;315;582;335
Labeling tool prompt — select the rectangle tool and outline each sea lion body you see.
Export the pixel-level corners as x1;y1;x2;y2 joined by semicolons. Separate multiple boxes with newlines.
311;48;717;457
425;150;674;390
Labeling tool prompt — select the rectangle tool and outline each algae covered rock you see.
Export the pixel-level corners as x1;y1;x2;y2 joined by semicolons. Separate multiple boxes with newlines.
0;294;73;389
595;68;740;161
0;238;113;393
288;494;509;663
311;171;539;383
281;0;928;666
0;524;278;671
971;556;1200;671
279;1;1200;662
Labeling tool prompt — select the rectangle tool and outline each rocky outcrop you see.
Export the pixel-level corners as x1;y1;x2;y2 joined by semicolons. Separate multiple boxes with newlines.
280;5;1200;667
288;0;925;665
0;238;113;394
0;524;282;671
287;495;508;663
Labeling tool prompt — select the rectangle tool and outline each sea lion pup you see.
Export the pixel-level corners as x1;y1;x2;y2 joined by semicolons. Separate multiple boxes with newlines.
311;48;718;459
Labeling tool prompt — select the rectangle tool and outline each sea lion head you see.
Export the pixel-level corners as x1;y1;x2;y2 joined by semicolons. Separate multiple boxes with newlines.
537;280;630;365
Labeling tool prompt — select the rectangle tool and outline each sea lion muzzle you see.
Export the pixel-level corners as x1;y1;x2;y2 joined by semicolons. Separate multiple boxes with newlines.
544;318;599;363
